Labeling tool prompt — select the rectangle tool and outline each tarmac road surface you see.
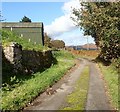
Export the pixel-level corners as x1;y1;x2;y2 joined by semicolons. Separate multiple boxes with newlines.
23;58;112;111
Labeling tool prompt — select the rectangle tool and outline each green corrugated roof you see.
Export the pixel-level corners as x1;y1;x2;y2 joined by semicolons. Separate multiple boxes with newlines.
2;22;43;28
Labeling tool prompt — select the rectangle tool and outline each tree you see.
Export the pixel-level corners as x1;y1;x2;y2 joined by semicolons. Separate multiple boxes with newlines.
0;11;6;22
50;40;65;49
44;33;65;49
44;33;52;47
72;2;120;63
20;16;32;22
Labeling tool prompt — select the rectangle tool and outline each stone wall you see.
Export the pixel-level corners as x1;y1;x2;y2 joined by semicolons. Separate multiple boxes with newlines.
3;42;23;73
22;50;53;74
3;42;54;74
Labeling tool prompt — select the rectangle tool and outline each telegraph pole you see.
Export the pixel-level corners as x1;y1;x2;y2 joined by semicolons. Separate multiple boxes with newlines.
87;36;89;50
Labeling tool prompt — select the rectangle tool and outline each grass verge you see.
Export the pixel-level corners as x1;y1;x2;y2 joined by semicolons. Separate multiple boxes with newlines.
61;66;89;110
98;63;119;110
2;50;75;110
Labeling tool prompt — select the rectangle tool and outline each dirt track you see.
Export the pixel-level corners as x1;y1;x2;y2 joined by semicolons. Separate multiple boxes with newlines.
23;58;112;111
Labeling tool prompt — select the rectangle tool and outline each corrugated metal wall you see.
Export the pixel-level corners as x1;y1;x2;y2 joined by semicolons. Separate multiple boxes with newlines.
3;27;44;45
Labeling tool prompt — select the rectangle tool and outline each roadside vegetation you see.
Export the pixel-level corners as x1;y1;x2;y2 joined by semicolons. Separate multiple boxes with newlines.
61;66;89;110
98;63;119;110
2;50;75;110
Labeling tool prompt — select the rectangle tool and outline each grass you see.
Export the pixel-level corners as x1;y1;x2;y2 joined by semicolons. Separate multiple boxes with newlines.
98;63;119;110
1;29;48;51
53;50;75;60
2;50;75;110
61;66;89;110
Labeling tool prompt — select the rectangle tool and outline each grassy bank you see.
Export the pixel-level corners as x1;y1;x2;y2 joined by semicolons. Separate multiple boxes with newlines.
2;50;75;110
61;66;89;110
98;63;119;110
1;30;48;51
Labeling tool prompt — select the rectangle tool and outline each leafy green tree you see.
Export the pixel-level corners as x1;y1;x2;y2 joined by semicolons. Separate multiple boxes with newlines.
50;40;65;49
72;2;120;63
20;16;32;22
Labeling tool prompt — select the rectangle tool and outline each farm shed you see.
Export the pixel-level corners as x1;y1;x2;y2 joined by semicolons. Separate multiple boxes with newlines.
2;22;44;45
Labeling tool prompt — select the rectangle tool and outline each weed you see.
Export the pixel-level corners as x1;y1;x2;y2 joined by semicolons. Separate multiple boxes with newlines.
61;66;89;110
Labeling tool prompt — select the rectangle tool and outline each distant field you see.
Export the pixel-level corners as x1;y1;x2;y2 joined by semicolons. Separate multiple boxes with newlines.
70;50;100;59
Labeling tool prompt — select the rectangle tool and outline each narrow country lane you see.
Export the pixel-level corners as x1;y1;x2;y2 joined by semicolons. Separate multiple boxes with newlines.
24;58;87;110
23;58;112;111
85;61;112;110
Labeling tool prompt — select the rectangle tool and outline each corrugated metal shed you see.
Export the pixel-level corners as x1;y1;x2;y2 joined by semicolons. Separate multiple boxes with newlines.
2;22;44;45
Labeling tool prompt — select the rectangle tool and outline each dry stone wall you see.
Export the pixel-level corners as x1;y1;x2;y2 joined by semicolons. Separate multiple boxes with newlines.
3;42;54;74
3;42;23;73
22;50;53;74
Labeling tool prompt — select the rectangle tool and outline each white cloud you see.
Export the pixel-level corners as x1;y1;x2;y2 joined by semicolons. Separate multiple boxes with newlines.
45;14;76;37
44;0;95;45
54;29;95;46
62;0;80;14
44;0;80;38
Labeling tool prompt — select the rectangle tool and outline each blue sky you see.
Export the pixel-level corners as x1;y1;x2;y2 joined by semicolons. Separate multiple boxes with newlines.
2;1;95;46
2;2;64;25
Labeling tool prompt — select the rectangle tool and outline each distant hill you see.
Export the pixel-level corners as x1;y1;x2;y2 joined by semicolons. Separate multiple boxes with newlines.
66;43;98;50
82;43;98;50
